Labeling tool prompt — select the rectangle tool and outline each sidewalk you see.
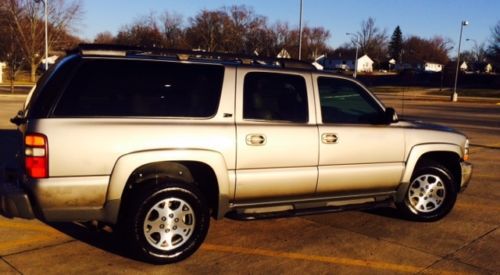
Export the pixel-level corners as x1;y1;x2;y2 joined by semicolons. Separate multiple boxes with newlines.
374;91;500;104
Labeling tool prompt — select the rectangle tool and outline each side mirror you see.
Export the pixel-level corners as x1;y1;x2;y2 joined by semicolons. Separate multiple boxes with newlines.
384;107;399;124
10;110;26;126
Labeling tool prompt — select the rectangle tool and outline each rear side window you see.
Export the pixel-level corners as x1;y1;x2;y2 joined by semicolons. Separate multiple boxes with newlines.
243;72;308;123
53;59;224;118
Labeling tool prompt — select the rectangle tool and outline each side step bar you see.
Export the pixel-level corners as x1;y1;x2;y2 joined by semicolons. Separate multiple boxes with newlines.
226;200;393;221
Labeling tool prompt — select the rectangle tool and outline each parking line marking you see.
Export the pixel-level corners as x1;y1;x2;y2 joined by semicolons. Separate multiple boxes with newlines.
201;244;464;274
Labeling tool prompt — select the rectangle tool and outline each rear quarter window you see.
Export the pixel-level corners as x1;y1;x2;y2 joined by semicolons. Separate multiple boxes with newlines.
53;59;224;118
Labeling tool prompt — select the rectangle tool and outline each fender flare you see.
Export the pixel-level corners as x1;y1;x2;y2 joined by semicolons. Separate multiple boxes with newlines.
103;149;231;223
396;143;462;202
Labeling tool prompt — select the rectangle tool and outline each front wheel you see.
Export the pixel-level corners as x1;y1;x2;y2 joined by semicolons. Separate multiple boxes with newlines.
123;182;210;264
397;161;457;221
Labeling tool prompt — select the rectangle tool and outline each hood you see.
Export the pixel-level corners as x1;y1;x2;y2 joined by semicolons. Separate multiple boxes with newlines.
398;119;462;134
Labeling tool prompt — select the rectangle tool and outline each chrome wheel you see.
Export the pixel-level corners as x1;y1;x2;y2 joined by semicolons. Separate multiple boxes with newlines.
143;197;196;251
407;174;446;213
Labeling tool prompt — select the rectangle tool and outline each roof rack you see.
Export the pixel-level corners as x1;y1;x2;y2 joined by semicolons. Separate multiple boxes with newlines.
69;44;317;71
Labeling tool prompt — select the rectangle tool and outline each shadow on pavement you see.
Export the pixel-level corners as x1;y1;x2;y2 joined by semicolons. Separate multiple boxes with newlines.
0;129;22;181
48;221;143;262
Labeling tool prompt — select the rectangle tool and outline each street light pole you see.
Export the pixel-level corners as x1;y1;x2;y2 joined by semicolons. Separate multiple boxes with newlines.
452;20;468;102
346;32;359;78
34;0;49;71
465;38;478;62
298;0;303;60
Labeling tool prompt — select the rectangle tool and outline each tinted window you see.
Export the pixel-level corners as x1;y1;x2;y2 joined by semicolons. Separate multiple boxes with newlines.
243;72;308;123
28;55;80;118
53;59;224;117
318;77;384;124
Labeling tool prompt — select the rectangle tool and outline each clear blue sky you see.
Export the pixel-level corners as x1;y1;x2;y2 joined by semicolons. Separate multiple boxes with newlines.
80;0;499;53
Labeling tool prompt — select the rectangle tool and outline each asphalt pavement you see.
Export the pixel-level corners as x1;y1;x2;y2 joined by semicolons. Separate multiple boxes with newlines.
0;93;499;274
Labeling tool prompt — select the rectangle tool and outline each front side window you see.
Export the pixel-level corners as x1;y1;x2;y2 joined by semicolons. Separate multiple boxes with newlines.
53;59;224;118
243;72;308;123
318;77;384;124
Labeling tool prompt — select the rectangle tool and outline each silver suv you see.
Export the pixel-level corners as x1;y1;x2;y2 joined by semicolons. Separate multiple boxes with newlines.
2;45;472;263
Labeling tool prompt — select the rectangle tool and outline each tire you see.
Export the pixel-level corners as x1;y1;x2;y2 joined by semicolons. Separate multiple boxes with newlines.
397;161;457;221
123;182;210;264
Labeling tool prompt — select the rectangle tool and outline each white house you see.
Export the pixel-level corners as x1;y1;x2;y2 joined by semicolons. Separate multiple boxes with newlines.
356;54;374;73
321;54;374;73
423;62;443;72
0;62;6;83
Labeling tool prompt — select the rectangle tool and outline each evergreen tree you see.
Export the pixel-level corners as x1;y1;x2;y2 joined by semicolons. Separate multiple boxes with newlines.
389;26;403;62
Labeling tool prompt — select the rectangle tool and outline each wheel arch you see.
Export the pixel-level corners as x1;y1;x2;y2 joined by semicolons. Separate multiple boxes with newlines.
396;144;462;202
103;149;232;224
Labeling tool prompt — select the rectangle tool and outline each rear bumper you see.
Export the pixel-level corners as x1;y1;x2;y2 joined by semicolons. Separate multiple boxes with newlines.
460;161;472;192
0;181;35;219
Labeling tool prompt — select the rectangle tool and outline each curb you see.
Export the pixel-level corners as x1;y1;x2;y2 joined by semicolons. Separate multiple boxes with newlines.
375;93;500;104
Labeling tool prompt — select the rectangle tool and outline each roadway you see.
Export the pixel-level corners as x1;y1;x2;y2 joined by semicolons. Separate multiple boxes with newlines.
0;94;499;274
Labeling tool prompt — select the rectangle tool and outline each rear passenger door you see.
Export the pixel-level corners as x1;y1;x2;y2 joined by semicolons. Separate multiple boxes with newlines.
234;69;318;202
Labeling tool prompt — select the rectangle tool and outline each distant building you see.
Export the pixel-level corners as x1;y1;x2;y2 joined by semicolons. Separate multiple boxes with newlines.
277;48;291;59
469;62;493;73
423;62;444;72
320;54;374;73
395;61;443;72
0;62;6;83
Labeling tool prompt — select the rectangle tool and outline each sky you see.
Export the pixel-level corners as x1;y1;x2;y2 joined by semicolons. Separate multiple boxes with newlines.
80;0;499;53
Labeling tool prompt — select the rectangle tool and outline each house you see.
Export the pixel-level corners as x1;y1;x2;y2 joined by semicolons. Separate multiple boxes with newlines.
277;48;291;59
0;62;5;83
469;62;493;73
320;54;374;73
395;61;443;72
423;62;443;72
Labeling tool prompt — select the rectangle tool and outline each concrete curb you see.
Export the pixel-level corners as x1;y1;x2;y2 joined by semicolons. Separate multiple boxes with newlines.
375;93;500;104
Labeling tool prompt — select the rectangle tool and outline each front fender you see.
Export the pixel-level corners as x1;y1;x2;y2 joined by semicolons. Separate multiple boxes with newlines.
396;143;462;202
103;149;232;223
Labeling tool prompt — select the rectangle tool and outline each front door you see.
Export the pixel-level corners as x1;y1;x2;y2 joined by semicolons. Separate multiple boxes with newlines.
314;76;405;194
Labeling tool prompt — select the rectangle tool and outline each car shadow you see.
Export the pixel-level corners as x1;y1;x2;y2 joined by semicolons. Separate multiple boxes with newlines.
362;207;404;220
47;221;143;262
0;129;22;182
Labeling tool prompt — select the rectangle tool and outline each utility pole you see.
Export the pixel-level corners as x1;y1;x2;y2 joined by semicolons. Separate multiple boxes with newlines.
346;32;359;78
298;0;303;60
452;20;468;102
35;0;49;71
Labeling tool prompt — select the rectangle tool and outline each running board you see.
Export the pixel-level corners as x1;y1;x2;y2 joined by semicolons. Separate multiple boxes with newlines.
226;200;393;221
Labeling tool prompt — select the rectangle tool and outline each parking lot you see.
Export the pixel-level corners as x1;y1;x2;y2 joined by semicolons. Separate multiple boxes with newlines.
0;93;499;274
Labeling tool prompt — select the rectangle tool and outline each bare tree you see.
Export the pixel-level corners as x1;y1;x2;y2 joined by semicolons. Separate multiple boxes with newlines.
115;13;164;47
160;11;185;48
487;20;500;69
185;9;230;52
3;0;83;82
93;31;114;44
402;35;452;65
354;17;388;63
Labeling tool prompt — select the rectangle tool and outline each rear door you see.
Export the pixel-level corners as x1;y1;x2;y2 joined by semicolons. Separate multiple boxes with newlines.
234;69;318;201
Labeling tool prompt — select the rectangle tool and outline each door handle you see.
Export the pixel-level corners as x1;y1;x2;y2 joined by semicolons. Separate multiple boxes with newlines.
322;133;338;144
246;134;266;146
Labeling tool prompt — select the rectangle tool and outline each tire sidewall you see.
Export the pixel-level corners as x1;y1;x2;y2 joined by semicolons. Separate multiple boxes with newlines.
131;184;210;263
402;165;457;221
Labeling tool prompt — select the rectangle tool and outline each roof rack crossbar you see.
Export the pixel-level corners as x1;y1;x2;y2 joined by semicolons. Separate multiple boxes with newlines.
71;44;317;71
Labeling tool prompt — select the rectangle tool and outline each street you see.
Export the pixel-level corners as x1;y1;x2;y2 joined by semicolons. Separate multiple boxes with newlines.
0;94;499;274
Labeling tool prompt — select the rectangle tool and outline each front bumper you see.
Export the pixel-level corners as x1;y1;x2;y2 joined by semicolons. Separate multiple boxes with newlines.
460;161;472;192
0;181;35;219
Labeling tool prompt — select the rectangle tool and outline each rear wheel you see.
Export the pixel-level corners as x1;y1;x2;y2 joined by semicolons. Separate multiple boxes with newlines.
123;182;210;264
397;161;457;221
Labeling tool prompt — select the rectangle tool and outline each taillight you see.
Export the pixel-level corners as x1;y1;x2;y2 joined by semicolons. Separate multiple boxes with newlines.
25;133;48;178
